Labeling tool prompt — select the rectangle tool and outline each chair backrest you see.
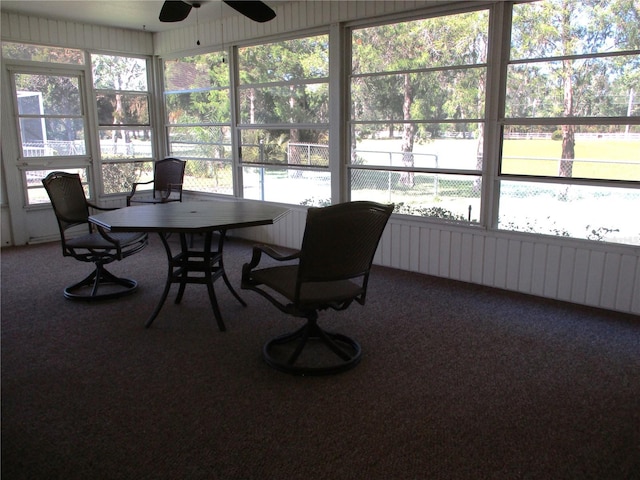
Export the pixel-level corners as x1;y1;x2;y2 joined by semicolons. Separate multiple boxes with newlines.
153;158;186;199
297;201;394;283
42;171;91;235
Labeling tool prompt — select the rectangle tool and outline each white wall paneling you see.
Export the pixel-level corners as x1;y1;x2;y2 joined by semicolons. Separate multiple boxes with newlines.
1;12;153;54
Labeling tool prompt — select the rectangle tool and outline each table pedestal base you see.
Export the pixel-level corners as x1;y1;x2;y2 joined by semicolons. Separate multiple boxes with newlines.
145;230;246;331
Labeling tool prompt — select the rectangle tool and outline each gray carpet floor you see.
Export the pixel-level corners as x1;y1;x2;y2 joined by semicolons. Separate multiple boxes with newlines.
2;235;639;479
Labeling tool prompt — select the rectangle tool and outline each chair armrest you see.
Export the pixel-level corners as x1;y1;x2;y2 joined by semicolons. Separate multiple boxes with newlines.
86;203;119;234
241;245;300;285
95;226;123;258
126;180;154;205
129;179;153;195
254;244;301;263
87;202;117;212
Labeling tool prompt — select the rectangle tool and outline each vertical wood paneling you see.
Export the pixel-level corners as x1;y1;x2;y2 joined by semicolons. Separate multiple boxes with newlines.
389;223;401;268
428;228;440;276
506;240;521;290
460;233;474;282
616;254;637;312
19;15;30;39
471;235;485;284
60;20;70;44
399;224;411;271
543;244;561;298
600;252;621;310
449;231;462;280
41;18;51;41
84;24;93;48
1;12;153;54
65;21;76;45
557;246;576;301
585;250;606;307
483;236;497;285
531;243;547;296
494;237;509;289
28;17;38;39
409;225;421;272
572;248;593;302
51;19;60;42
379;225;393;267
418;227;430;274
439;230;451;277
518;241;534;293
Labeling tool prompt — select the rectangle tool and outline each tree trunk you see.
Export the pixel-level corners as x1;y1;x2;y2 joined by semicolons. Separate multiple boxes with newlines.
559;67;575;178
474;70;486;194
289;85;302;178
559;9;575;179
400;73;415;187
249;88;256;124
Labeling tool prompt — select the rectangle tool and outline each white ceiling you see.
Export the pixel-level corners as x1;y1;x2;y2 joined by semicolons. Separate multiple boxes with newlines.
0;1;281;33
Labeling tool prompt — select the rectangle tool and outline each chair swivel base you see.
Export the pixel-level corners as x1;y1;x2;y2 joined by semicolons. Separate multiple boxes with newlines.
263;324;362;376
64;267;138;301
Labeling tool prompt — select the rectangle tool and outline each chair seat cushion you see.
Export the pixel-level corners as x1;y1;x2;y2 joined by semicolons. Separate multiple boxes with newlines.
251;265;364;308
66;231;147;249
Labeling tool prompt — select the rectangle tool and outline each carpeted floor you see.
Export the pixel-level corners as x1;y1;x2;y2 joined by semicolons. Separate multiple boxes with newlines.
2;235;639;479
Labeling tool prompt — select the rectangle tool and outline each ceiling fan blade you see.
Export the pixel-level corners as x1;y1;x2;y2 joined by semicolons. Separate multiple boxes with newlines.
159;1;193;22
223;1;276;23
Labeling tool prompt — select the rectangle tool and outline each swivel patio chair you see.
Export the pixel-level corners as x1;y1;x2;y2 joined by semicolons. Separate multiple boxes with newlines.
241;201;394;375
126;157;186;206
43;172;148;300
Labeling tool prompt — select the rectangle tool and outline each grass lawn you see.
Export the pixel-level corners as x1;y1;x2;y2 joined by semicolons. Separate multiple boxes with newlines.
501;139;640;180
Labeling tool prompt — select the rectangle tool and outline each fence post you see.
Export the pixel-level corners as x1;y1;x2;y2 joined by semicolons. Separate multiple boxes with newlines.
388;152;393;202
259;140;265;200
434;154;439;196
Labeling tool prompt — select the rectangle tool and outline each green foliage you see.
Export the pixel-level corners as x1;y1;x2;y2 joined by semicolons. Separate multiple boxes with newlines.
237;35;329;125
241;132;289;163
586;225;620;241
393;202;467;221
500;216;571;237
92;54;147;91
300;198;332;207
102;162;140;194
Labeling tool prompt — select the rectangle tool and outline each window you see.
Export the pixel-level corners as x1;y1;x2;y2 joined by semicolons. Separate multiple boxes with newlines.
13;72;87;159
2;42;84;64
3;42;90;205
237;34;330;206
92;53;154;195
163;53;233;194
349;10;489;221
499;0;640;244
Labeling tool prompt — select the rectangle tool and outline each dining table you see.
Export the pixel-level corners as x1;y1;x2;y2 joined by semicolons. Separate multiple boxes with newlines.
89;199;290;331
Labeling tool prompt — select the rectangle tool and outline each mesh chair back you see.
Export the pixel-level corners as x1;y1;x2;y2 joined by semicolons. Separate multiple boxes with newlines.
298;201;393;282
153;158;186;198
42;172;91;232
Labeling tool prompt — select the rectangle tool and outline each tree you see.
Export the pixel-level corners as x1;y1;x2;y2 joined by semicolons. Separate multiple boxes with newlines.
352;10;489;187
14;72;83;147
510;0;640;179
237;35;329;176
92;54;148;150
559;1;576;177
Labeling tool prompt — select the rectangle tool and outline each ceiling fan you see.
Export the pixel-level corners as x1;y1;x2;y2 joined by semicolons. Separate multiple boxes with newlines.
159;1;276;24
